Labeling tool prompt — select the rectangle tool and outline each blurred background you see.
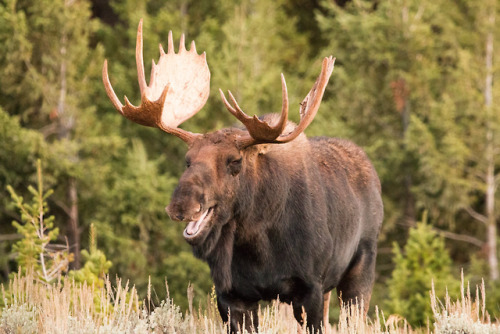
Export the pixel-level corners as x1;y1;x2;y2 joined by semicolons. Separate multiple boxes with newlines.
0;0;498;326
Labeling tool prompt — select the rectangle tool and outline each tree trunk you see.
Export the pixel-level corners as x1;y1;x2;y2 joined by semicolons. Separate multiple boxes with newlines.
57;8;81;268
400;5;416;227
391;76;415;226
180;0;188;35
402;91;415;226
484;2;497;281
68;177;81;268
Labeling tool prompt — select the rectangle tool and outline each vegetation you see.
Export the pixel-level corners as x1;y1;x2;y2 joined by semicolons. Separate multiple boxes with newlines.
0;0;499;330
1;271;499;333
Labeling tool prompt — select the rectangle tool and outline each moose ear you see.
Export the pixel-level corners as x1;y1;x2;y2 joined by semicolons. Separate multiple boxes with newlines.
227;157;242;176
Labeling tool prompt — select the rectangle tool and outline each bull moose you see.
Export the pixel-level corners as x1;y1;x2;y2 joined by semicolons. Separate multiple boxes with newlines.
103;20;383;334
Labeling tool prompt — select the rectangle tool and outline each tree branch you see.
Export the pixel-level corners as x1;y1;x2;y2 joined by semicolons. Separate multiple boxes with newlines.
0;234;22;241
464;206;488;225
433;227;484;247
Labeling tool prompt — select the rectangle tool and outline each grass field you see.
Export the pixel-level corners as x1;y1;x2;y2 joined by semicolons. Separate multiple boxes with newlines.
1;272;498;333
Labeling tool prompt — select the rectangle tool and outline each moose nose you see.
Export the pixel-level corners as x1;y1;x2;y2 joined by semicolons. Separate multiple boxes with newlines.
165;204;185;222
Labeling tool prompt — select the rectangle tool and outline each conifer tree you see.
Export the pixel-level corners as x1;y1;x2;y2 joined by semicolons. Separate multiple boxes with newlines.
386;213;459;326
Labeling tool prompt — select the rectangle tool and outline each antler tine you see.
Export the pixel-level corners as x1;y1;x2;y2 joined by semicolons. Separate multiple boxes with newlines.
179;34;186;53
219;89;251;124
277;73;289;134
276;56;335;143
102;60;124;112
136;19;147;94
167;30;175;53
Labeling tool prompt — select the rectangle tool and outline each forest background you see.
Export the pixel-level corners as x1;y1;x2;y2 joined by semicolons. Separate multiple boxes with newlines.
0;0;499;327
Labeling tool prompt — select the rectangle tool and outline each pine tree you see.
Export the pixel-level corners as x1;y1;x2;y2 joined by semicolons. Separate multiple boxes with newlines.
7;160;73;283
386;213;459;326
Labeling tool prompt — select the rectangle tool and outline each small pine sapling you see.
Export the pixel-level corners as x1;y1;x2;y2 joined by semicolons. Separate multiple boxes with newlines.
69;223;112;287
7;160;73;283
385;211;460;326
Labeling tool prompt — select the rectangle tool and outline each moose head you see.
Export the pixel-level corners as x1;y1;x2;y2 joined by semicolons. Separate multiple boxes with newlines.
103;20;335;248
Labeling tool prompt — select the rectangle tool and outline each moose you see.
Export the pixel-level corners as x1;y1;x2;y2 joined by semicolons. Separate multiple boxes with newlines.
103;20;383;334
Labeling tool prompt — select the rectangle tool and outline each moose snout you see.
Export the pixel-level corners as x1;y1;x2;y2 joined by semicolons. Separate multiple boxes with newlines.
166;200;204;222
165;182;205;222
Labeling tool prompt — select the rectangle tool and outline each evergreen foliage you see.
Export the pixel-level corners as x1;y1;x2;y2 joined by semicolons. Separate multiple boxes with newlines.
386;212;459;326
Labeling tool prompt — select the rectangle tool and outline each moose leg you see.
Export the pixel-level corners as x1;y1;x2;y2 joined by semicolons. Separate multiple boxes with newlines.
336;242;377;313
217;294;259;334
292;284;325;334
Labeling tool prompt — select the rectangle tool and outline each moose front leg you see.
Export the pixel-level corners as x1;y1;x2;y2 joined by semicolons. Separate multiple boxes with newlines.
217;294;259;333
292;283;325;334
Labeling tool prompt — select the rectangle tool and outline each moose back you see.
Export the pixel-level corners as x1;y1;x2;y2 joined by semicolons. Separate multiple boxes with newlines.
103;20;383;334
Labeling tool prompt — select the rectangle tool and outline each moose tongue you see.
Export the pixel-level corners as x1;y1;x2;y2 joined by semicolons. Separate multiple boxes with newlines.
185;209;209;236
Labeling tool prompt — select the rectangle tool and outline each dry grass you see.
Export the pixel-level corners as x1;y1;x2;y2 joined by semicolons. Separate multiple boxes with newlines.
0;271;498;334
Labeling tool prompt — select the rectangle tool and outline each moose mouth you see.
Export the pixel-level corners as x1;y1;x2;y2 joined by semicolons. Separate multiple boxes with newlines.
183;207;215;240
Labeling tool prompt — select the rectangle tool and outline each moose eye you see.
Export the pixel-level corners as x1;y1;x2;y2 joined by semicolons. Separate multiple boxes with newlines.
227;157;242;176
185;158;191;168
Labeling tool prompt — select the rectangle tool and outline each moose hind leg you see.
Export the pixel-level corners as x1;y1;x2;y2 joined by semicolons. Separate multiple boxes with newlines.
336;242;377;313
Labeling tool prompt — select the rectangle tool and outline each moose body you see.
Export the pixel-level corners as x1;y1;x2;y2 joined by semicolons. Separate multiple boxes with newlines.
103;21;383;333
168;121;383;333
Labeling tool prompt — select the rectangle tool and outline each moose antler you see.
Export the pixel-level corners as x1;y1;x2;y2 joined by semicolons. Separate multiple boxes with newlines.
220;56;335;148
102;19;210;143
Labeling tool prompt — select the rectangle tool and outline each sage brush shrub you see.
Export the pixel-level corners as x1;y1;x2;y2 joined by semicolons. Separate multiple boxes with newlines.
0;303;37;334
434;314;500;334
432;278;500;334
147;299;190;333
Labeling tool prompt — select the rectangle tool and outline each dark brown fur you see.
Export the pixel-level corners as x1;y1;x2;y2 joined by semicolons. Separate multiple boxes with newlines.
166;115;383;333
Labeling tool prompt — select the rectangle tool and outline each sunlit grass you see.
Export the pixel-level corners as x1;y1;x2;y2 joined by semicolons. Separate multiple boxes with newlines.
0;271;498;333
